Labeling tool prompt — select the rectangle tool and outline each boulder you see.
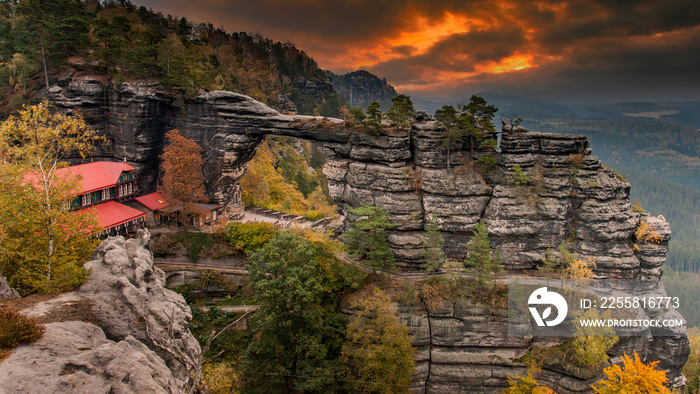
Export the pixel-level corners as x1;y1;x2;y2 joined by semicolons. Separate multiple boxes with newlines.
0;274;19;299
0;321;180;394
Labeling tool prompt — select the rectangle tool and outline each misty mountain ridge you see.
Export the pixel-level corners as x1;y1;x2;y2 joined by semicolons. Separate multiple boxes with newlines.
411;92;700;129
326;69;398;110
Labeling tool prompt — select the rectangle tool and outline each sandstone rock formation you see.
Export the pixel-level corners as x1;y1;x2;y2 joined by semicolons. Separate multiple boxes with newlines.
79;229;201;387
0;274;19;299
0;229;200;393
0;321;180;394
47;80;670;280
399;289;688;394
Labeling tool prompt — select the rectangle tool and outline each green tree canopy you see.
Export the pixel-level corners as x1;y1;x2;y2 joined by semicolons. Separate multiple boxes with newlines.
243;231;363;392
464;219;502;292
386;94;414;133
423;214;444;275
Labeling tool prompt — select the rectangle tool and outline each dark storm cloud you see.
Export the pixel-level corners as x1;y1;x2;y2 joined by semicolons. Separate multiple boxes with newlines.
390;45;416;57
424;26;700;103
133;0;700;103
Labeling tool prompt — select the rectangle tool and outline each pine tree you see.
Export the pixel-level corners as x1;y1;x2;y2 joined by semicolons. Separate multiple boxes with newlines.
386;94;414;133
538;247;558;285
435;105;462;169
349;107;367;126
464;219;503;292
343;205;397;281
366;101;382;134
461;95;498;159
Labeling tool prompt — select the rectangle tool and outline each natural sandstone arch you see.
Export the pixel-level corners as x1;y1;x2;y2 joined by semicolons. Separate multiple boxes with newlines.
49;84;669;277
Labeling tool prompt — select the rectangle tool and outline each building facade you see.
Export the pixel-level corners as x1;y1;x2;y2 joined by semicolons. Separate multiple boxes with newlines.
59;161;147;236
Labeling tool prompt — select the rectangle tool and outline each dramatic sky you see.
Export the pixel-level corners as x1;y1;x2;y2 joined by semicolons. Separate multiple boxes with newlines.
134;0;700;104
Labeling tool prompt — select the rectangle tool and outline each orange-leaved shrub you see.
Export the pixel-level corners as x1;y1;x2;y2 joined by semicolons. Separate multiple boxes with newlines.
0;306;45;348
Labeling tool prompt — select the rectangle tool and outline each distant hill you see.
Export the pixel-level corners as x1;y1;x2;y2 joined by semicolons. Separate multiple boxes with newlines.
326;70;397;110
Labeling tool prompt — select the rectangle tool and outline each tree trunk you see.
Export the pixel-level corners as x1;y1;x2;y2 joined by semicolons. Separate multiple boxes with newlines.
39;35;49;90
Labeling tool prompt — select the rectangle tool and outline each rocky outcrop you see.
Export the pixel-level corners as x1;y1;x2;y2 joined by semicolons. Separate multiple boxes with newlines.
0;274;19;299
0;321;180;394
0;229;200;393
44;82;686;391
78;229;201;387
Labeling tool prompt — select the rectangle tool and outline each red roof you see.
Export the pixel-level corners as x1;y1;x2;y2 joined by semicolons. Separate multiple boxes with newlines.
56;161;134;195
87;200;147;230
135;192;171;211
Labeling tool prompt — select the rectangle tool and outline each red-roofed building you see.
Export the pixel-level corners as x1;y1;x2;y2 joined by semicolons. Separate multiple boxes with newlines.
57;161;139;209
87;201;147;232
45;161;146;236
132;191;222;227
133;191;171;226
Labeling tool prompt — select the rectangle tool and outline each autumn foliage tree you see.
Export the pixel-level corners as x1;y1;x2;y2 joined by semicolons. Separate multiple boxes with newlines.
0;101;101;294
340;287;415;393
592;352;670;393
159;129;207;221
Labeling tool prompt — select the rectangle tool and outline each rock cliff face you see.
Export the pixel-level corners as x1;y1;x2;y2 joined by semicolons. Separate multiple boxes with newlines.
0;321;181;394
79;229;201;386
399;294;688;394
47;80;670;280
327;69;398;109
0;230;200;393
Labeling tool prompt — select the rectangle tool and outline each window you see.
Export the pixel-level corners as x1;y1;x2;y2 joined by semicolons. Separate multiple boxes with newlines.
82;193;92;205
128;172;134;180
110;188;116;198
71;197;81;208
127;183;132;194
92;191;101;202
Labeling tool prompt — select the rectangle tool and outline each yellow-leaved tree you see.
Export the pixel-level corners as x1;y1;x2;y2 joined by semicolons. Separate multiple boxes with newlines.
571;308;618;368
503;365;555;394
340;287;415;393
592;352;670;393
0;101;102;294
